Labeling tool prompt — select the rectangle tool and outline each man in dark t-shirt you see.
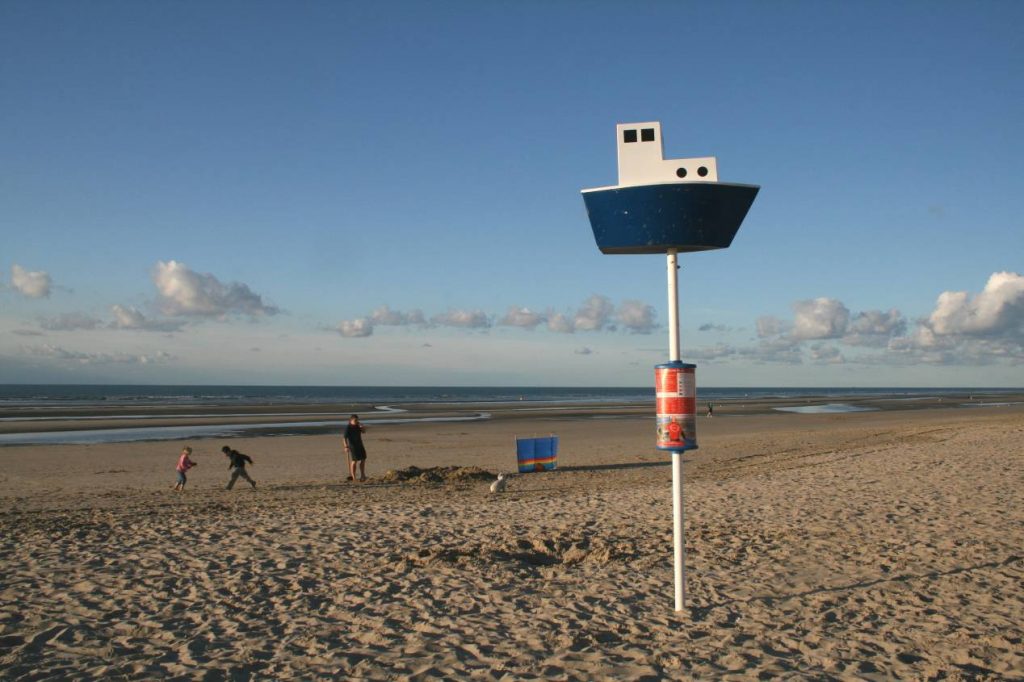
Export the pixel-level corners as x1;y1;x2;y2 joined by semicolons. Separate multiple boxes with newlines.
343;414;368;482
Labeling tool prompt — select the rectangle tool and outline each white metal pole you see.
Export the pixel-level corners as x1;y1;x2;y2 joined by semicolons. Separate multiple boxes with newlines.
673;450;685;611
667;248;685;612
667;249;680;362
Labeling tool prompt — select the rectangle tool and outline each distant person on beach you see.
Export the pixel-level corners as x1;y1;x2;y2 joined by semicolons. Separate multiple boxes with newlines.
222;446;256;490
343;414;368;482
706;402;714;417
173;446;197;492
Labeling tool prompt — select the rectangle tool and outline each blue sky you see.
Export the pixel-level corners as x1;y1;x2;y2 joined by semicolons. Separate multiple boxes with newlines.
2;1;1022;387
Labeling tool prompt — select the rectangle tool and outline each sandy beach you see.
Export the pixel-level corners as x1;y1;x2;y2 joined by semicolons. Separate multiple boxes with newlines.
1;401;1022;680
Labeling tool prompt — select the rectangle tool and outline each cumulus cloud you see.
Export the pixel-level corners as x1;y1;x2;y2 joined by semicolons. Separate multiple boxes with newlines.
617;300;657;334
431;309;491;328
679;273;1023;367
11;264;52;299
686;343;738;361
574;294;615;332
699;323;732;333
848;309;906;336
926;271;1024;337
791;298;850;340
844;309;906;347
337;318;373;338
110;304;186;332
24;344;173;365
39;313;103;331
546;312;574;334
875;271;1024;365
499;306;546;330
329;295;681;339
334;306;427;339
370;306;426;326
809;343;845;364
153;260;279;318
739;337;804;364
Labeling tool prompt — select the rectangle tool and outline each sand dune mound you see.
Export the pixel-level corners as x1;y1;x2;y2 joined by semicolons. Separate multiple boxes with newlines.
378;465;495;484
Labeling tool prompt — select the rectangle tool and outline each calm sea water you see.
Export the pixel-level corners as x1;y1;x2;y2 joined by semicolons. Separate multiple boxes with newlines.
0;384;1014;408
0;385;1017;446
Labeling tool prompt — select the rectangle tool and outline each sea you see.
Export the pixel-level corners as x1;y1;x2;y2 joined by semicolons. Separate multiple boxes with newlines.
2;378;1015;405
0;384;1017;408
0;385;1017;446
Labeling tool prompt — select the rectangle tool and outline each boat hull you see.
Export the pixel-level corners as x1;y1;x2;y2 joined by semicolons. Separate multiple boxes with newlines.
582;182;759;254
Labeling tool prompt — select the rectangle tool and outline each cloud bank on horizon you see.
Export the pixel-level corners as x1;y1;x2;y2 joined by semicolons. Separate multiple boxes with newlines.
734;271;1024;367
334;295;659;338
3;259;1021;376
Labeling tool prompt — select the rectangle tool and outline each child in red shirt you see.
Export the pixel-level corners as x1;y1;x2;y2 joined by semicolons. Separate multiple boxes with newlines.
173;446;197;492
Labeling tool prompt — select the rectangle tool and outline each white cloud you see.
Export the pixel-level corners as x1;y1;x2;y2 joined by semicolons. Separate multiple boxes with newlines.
742;273;1024;367
809;343;845;364
699;323;732;333
153;260;279;318
844;309;906;347
335;306;428;339
332;296;657;339
370;305;426;326
338;318;373;338
926;271;1024;337
871;272;1024;365
574;347;593;355
574;294;614;332
737;337;803;364
791;298;850;340
110;304;185;332
546;312;574;334
848;309;906;336
431;309;491;328
39;313;103;331
11;264;52;299
498;306;546;330
24;344;173;365
617;300;657;334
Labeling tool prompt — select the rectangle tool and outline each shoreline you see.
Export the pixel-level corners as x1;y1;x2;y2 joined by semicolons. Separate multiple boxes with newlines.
1;390;1021;444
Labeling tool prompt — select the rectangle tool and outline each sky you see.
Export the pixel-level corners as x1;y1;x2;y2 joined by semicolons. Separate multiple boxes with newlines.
1;1;1022;387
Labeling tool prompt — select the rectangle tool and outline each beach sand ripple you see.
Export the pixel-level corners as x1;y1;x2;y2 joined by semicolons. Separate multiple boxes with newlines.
1;407;1022;679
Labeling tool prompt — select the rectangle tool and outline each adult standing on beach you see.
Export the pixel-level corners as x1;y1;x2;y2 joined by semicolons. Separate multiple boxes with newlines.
343;414;368;482
222;446;257;490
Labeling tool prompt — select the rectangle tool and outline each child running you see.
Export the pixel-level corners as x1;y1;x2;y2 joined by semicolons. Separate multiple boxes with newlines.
222;445;257;490
174;446;197;492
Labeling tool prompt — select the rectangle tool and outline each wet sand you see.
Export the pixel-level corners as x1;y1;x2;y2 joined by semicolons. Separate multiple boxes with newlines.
0;402;1022;679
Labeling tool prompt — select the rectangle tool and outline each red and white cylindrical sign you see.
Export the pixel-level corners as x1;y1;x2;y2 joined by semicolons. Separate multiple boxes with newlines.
655;361;697;451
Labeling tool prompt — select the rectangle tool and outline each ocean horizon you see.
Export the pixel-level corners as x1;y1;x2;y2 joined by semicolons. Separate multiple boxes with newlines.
1;384;1019;408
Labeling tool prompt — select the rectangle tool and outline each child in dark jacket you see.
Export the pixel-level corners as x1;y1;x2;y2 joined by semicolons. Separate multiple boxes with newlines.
222;446;256;490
